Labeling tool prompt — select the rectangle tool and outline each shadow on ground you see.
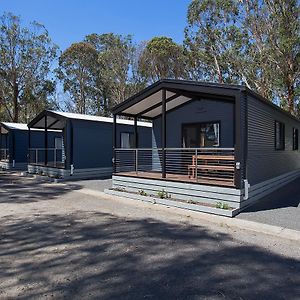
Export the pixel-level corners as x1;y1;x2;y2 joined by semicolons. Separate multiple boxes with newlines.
0;171;81;204
242;177;300;213
0;211;299;299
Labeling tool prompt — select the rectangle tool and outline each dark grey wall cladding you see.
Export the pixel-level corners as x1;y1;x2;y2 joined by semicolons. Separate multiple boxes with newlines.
152;98;235;148
72;120;152;169
247;94;300;185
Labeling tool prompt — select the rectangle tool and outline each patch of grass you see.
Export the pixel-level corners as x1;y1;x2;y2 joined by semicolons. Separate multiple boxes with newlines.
216;202;230;210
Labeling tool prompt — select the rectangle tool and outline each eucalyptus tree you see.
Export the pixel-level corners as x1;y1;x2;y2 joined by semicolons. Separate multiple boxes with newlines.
86;33;142;115
0;13;58;122
138;36;188;83
184;0;300;113
184;0;242;83
57;42;99;114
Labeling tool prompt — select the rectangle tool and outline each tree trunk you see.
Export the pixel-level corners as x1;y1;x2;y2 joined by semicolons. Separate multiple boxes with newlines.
13;80;19;122
287;84;295;114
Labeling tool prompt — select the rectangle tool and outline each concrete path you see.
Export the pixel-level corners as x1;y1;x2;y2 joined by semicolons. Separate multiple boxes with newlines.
0;171;299;299
238;177;300;231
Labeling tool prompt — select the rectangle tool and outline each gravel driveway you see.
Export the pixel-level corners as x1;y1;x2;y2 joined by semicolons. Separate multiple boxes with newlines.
0;171;299;299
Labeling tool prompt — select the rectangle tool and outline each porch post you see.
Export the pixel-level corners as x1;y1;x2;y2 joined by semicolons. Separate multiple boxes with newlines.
162;89;166;178
112;114;117;173
134;116;138;148
44;115;48;166
234;92;243;189
28;127;31;163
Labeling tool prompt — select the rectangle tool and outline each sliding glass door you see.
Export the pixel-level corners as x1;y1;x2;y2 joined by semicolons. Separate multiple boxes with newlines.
182;122;220;148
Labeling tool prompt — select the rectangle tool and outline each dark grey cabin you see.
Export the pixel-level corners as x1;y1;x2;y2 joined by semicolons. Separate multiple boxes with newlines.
27;110;152;179
110;79;300;217
0;122;61;170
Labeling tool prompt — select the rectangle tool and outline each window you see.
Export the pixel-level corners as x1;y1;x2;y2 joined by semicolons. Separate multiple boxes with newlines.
293;128;298;150
55;137;63;149
121;132;135;148
275;121;285;150
182;122;220;148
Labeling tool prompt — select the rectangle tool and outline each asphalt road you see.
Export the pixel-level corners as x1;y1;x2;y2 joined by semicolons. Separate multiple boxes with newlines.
238;177;300;231
0;171;299;299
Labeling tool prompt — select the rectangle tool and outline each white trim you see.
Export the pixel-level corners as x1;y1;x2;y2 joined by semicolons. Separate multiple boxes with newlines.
48;111;152;127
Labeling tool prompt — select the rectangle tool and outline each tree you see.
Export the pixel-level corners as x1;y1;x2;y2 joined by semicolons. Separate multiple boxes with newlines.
184;0;242;83
184;0;300;114
138;36;188;83
57;42;99;114
86;33;142;115
0;13;58;122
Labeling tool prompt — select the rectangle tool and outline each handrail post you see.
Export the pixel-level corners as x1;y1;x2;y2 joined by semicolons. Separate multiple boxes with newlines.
195;148;198;182
161;89;166;178
135;149;138;173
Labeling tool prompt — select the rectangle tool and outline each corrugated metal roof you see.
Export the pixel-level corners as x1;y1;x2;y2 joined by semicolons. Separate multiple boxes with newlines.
1;122;28;130
0;122;61;132
48;111;152;127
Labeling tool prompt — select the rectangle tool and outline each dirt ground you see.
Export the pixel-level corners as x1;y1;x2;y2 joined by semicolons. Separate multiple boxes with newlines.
0;172;299;299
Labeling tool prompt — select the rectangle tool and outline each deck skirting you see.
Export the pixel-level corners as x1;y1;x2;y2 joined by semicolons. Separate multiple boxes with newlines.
28;164;112;180
113;169;300;216
112;175;242;209
0;161;27;170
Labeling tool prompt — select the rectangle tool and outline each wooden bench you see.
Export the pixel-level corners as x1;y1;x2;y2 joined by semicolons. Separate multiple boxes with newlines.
188;154;235;183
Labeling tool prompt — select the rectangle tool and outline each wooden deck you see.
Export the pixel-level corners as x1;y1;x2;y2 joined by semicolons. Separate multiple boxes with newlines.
116;171;235;187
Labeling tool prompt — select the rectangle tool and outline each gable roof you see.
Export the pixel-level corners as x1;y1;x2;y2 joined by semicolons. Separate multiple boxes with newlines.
112;79;300;123
28;110;152;130
1;122;29;131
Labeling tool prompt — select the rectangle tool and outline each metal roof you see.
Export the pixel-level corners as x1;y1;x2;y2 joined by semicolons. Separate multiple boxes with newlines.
28;110;152;130
1;122;29;131
112;79;300;123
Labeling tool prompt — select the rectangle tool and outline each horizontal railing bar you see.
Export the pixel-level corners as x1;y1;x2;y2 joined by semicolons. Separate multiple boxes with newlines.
115;147;234;151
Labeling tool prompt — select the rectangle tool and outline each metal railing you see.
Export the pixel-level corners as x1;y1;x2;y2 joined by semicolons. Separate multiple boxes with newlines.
0;148;9;161
28;148;65;168
114;148;235;186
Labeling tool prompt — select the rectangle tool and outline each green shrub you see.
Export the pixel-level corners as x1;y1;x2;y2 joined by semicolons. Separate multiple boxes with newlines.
138;190;148;196
216;202;230;210
157;189;171;199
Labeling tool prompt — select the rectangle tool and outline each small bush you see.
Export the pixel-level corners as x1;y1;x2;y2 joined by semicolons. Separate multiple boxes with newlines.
157;189;171;199
187;200;197;204
138;190;148;196
216;202;230;210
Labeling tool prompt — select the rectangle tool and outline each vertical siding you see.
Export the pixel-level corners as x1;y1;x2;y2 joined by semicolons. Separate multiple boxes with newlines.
247;95;300;185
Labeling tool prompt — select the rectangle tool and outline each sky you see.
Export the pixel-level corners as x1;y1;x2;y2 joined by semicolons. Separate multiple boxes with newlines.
0;0;191;51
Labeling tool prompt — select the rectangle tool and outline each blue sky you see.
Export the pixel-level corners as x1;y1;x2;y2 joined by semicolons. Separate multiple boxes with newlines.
1;0;191;50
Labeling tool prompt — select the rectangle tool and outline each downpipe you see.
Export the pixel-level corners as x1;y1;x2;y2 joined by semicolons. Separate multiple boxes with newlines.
243;179;250;200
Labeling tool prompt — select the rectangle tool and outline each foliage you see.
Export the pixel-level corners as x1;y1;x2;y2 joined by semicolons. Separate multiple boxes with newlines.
139;36;188;83
57;42;99;114
216;202;230;210
0;12;58;122
1;2;299;119
157;189;171;199
185;0;300;114
138;189;148;196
